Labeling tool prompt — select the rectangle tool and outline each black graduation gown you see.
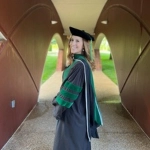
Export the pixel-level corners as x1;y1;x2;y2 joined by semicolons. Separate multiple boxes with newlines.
52;54;103;150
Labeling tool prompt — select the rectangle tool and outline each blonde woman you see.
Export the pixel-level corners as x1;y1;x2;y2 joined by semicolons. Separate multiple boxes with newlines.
52;27;103;150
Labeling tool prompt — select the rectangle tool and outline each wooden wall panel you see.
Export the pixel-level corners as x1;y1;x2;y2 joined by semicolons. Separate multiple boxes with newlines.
106;7;141;90
95;0;150;138
0;43;37;146
121;43;150;136
0;0;64;148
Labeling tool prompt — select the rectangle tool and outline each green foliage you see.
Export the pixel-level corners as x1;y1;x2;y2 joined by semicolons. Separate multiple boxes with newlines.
100;37;117;84
100;37;110;51
41;38;59;84
48;38;58;51
41;55;57;84
42;37;117;85
41;52;117;85
100;52;118;85
48;44;53;51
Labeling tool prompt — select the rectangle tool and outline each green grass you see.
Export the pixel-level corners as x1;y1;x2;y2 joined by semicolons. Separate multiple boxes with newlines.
41;54;57;84
41;51;118;85
100;52;118;85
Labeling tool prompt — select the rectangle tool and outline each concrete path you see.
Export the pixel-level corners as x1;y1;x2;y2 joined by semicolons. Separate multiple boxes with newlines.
2;71;150;150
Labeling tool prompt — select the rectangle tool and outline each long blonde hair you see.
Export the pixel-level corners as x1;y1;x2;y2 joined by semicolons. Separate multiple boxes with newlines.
67;36;95;70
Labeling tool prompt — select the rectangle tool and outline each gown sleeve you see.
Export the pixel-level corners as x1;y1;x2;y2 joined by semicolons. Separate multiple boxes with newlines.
52;61;85;119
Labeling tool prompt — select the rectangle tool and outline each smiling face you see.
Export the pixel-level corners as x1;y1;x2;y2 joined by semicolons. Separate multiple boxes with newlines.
69;35;84;54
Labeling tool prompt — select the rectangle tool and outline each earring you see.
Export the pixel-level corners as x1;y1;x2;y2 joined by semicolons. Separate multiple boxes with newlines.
82;48;85;51
71;53;74;59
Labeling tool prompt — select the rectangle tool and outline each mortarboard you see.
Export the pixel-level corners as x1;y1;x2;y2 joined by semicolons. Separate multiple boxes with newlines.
69;27;94;41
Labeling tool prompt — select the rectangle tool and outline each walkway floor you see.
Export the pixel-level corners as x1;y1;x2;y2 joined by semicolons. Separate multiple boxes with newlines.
2;71;150;150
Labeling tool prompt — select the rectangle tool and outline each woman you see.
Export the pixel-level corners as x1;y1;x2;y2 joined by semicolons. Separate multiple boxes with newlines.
52;27;103;150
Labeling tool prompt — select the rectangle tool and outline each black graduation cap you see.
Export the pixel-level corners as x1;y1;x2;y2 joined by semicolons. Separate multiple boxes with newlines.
69;27;94;41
